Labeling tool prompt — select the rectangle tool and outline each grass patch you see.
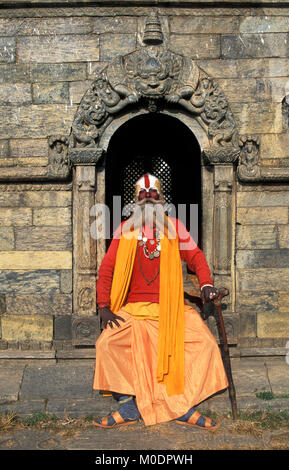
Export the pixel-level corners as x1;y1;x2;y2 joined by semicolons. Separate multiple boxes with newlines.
256;391;275;400
0;412;20;432
0;411;98;437
200;409;289;437
174;409;289;449
238;410;289;431
1;409;289;439
23;411;59;427
255;391;289;400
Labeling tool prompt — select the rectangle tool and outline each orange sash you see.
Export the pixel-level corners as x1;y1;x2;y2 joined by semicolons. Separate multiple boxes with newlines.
110;219;185;396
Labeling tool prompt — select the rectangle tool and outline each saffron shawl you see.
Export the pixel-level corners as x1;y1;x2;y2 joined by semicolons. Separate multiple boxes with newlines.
110;219;185;396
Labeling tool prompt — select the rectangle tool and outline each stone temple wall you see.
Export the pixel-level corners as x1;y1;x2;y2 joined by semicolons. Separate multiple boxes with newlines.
0;1;289;357
236;185;289;352
0;184;72;351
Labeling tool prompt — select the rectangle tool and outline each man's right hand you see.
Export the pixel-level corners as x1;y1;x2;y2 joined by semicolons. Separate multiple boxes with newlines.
98;306;125;329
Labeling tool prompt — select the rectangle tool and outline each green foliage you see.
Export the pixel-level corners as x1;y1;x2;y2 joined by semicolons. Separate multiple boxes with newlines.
255;391;289;400
237;410;289;430
23;411;58;427
255;391;275;400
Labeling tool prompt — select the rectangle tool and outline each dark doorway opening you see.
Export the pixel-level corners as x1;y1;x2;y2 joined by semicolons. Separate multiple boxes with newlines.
105;113;202;247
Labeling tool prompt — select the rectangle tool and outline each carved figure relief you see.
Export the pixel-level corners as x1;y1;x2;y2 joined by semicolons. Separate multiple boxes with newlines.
68;11;240;164
48;135;71;178
77;287;94;311
237;135;260;179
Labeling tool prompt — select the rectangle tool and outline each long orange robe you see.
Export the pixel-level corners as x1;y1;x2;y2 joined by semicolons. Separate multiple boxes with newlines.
93;218;228;425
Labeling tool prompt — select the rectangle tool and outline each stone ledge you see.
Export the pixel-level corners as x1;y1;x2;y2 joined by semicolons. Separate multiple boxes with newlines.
56;348;96;359
0;0;287;5
240;347;287;357
0;400;46;418
0;350;56;359
46;397;113;418
0;166;71;182
238;167;289;183
0;344;286;359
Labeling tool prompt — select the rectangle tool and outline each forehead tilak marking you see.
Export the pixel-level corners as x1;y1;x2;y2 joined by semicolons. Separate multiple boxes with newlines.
144;173;150;189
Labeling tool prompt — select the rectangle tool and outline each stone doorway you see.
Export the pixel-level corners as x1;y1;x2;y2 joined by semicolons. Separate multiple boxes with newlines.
105;113;202;247
68;10;241;346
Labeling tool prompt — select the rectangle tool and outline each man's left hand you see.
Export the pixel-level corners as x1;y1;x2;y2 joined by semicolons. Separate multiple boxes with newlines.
201;286;218;304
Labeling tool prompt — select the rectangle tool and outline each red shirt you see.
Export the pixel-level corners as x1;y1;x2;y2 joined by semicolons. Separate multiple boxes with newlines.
96;217;213;307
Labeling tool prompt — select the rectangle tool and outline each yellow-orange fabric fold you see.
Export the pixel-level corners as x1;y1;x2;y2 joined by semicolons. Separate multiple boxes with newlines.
158;228;185;395
110;229;139;314
93;306;229;425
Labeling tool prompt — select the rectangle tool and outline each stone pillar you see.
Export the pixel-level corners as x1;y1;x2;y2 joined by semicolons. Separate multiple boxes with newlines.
69;148;103;345
202;139;240;345
213;164;233;277
206;163;238;345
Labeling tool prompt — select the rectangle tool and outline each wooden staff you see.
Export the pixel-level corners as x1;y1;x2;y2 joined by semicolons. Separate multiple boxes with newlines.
184;287;238;420
213;288;238;420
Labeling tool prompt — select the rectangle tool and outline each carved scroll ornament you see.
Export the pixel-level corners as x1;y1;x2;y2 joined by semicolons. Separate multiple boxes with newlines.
68;12;240;165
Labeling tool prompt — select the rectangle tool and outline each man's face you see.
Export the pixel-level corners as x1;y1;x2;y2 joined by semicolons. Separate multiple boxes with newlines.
138;188;160;201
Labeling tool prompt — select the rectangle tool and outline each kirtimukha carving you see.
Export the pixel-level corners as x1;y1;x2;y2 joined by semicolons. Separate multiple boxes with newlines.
68;11;240;164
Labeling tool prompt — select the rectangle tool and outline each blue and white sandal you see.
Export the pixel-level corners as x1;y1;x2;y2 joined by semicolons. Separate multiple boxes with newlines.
175;407;219;430
93;395;140;428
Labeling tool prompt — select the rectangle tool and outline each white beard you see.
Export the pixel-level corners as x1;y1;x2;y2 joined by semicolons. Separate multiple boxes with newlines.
122;198;175;239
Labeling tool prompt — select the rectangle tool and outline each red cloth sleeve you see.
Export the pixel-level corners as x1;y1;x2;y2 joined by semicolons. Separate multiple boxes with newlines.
96;223;122;307
96;218;214;307
172;218;214;288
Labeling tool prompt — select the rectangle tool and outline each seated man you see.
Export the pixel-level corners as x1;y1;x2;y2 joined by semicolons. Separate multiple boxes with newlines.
93;173;228;429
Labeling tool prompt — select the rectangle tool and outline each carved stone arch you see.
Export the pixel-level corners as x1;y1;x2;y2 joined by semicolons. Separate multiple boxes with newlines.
97;107;208;154
103;109;204;239
98;108;206;260
68;29;240;164
68;11;240;345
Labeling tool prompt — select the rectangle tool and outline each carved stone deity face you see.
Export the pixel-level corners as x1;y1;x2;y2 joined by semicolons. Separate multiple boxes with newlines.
84;102;107;126
243;141;258;163
134;57;172;98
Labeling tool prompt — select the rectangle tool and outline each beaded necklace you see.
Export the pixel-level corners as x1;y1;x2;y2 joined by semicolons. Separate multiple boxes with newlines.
137;229;161;285
137;229;161;260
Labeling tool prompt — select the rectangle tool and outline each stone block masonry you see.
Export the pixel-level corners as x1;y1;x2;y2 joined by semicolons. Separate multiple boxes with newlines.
1;8;289;161
0;2;289;352
0;185;72;348
236;187;289;341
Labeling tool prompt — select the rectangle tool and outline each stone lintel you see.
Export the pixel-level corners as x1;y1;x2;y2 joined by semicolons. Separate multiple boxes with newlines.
238;167;289;183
